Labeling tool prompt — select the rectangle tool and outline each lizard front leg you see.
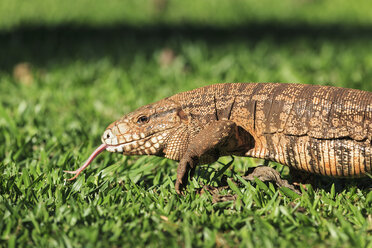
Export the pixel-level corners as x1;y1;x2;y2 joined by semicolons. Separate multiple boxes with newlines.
175;120;240;194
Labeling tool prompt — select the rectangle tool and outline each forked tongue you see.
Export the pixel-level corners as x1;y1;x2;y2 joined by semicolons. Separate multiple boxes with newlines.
64;144;107;180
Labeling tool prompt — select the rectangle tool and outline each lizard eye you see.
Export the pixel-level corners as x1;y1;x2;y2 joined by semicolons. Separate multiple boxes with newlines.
137;115;149;124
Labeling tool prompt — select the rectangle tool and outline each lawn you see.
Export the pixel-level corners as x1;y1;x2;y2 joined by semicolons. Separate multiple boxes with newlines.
0;1;371;247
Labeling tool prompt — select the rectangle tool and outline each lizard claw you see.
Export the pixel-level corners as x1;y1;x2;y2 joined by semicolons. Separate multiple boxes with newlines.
175;178;185;195
64;144;107;181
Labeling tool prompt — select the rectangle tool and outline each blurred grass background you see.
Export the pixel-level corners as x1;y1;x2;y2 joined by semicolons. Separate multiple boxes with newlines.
0;0;372;247
1;0;372;29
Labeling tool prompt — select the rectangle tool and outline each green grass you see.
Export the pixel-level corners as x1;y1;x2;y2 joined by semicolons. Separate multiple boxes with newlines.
0;1;372;247
2;0;372;30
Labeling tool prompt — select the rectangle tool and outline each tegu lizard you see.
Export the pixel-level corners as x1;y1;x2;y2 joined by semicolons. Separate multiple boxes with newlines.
65;83;372;193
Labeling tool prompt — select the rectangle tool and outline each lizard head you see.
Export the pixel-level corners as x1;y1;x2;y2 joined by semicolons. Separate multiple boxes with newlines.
101;99;188;156
65;99;188;181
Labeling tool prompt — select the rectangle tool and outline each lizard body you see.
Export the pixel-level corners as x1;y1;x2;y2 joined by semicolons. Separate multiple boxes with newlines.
67;83;372;192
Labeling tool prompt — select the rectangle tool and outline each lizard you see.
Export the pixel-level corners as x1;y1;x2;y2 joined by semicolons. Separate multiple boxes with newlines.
65;83;372;193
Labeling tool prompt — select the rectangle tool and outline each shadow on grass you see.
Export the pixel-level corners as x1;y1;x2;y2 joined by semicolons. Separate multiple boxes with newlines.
1;22;372;72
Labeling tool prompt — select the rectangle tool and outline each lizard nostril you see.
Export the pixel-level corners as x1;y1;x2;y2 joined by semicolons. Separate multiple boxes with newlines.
103;130;114;140
102;130;117;145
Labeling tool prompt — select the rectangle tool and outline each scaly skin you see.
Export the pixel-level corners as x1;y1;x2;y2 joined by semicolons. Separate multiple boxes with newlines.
68;83;372;193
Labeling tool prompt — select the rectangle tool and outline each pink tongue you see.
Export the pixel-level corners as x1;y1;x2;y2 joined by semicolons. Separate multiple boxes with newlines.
64;144;107;180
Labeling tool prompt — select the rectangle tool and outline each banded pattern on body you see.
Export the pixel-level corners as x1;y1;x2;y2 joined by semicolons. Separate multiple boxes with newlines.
170;83;372;177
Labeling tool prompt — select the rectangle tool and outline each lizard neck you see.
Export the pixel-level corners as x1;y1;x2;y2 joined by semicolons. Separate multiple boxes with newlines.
163;124;191;161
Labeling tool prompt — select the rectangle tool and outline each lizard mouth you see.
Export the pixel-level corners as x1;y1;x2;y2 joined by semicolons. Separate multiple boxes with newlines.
105;139;142;153
103;125;175;154
105;131;169;155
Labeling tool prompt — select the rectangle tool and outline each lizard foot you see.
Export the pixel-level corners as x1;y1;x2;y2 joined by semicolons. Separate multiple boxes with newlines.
175;157;196;194
242;166;301;195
